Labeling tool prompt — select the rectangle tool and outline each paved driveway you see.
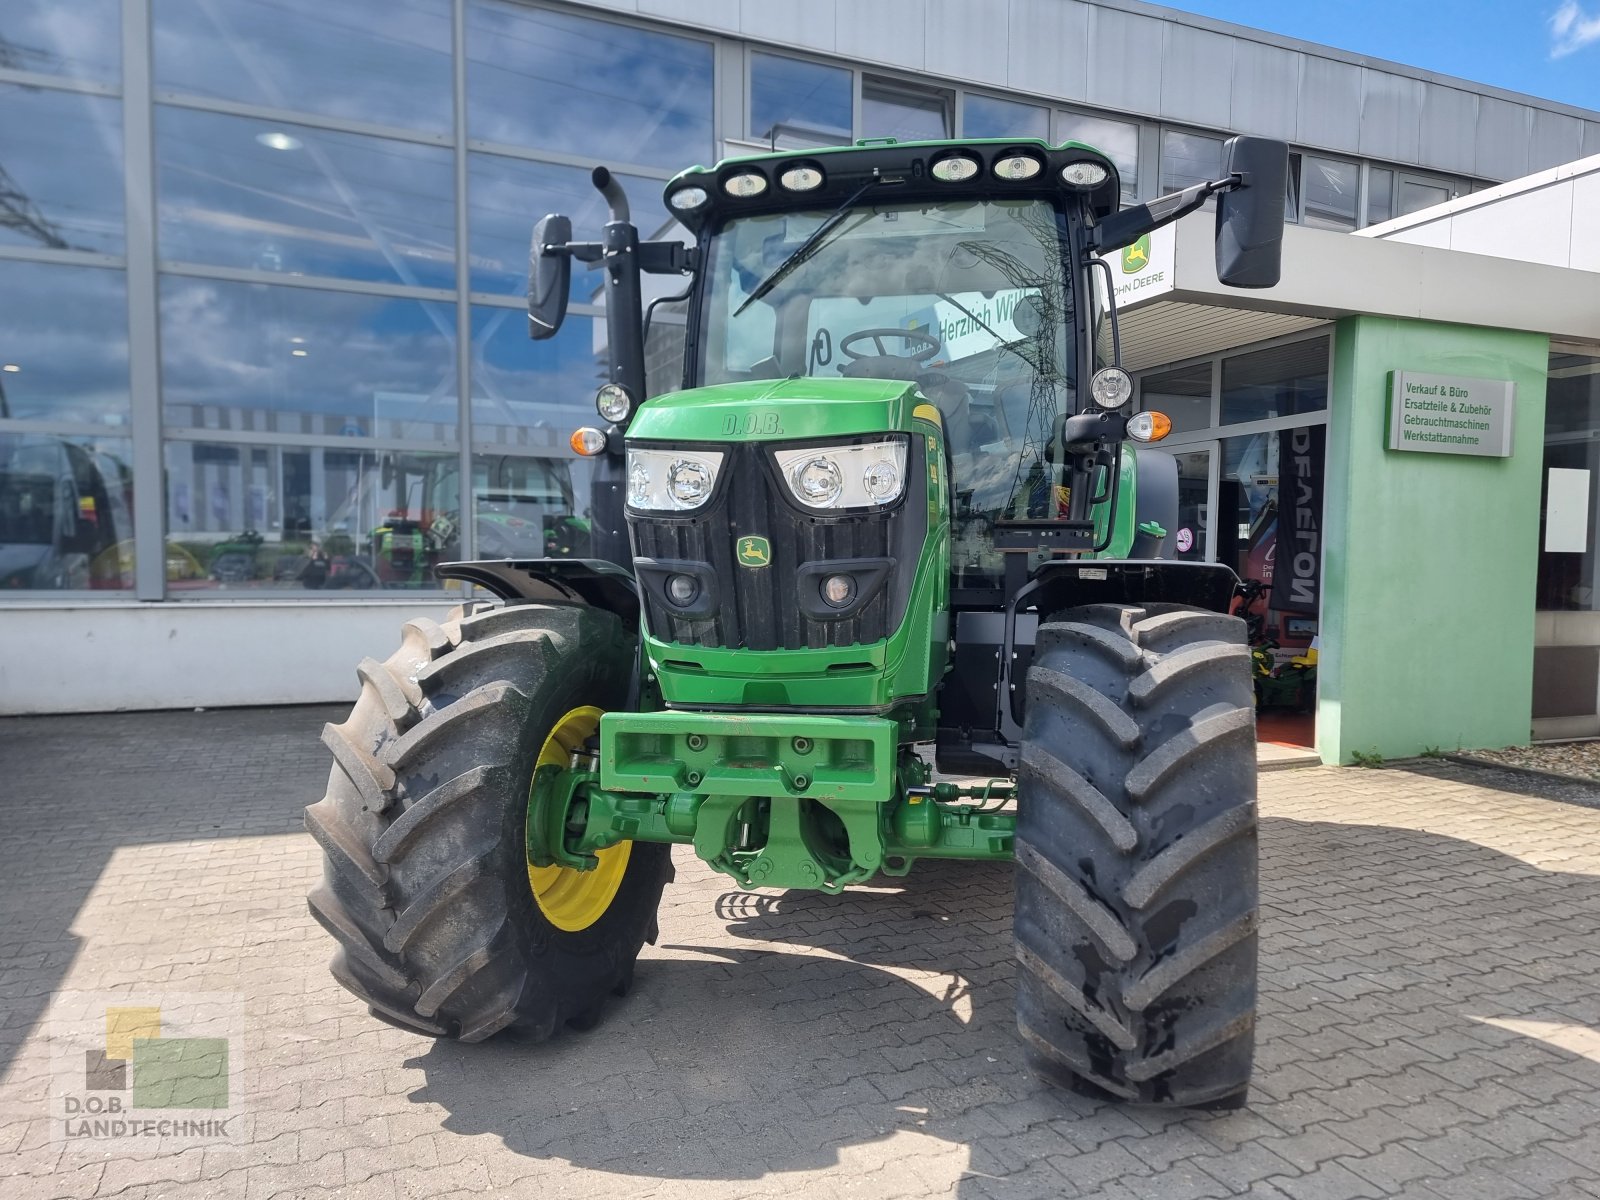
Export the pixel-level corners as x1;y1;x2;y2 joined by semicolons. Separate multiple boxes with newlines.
2;706;1600;1200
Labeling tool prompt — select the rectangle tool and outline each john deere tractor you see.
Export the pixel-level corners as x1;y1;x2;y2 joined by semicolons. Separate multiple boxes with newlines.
306;133;1287;1106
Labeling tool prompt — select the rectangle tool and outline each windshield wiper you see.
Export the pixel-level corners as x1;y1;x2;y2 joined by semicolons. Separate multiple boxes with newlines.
733;178;882;317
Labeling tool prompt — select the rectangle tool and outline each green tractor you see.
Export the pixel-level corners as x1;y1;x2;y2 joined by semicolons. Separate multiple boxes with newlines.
306;133;1287;1107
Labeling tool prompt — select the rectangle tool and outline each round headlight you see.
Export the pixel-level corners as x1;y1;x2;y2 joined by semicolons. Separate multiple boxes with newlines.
668;185;709;212
821;574;856;608
931;155;981;183
722;171;768;198
793;457;843;506
666;574;700;606
993;154;1043;181
779;165;824;192
1090;367;1134;410
628;457;651;506
862;458;900;502
596;383;633;424
1060;160;1111;188
668;458;714;505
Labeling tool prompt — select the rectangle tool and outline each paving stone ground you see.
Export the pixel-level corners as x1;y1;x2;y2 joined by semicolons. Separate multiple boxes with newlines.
3;706;1600;1200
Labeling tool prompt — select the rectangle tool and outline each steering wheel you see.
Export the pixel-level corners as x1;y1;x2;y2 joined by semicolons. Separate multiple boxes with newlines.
840;327;942;365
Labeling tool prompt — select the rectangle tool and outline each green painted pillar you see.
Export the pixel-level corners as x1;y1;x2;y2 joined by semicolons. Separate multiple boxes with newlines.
1317;316;1548;764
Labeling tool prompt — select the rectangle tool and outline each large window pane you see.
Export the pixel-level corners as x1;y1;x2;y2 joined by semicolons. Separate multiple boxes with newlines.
164;441;459;591
1367;167;1394;226
153;0;452;133
0;86;123;254
1399;178;1451;216
161;278;457;439
156;107;455;287
1;432;133;590
963;95;1048;141
1219;337;1329;426
1140;361;1212;436
1539;353;1600;612
467;2;712;168
861;77;952;142
0;262;129;425
1159;129;1223;194
473;451;591;559
468;154;670;298
0;1;121;83
750;53;851;148
1301;156;1359;231
470;306;602;450
1060;112;1138;198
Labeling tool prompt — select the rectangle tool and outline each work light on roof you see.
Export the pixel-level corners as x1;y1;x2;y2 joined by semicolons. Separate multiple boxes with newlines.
993;154;1043;181
930;154;981;182
1060;160;1110;188
779;164;824;192
722;171;768;198
668;185;709;212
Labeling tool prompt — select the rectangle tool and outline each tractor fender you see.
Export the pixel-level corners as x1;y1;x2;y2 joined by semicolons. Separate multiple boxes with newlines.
435;558;641;632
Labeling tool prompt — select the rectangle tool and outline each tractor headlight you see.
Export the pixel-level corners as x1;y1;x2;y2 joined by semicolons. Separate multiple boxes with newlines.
1089;367;1133;410
626;446;724;511
774;438;908;510
596;382;633;424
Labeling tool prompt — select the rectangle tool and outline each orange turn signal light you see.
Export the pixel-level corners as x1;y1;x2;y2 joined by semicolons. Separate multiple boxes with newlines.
1125;410;1172;443
570;426;607;456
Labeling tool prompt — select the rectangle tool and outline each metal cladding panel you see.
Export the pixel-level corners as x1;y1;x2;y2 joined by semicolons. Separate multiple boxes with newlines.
1531;109;1586;172
1086;6;1163;117
738;0;838;53
1159;23;1234;128
1296;56;1362;154
834;0;928;71
928;0;1009;86
1229;40;1300;142
1006;0;1089;102
1476;97;1532;180
1418;84;1478;175
1357;69;1423;164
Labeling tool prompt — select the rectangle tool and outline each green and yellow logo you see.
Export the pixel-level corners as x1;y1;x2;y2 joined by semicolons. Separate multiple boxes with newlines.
1121;234;1151;274
736;536;771;568
85;1006;229;1109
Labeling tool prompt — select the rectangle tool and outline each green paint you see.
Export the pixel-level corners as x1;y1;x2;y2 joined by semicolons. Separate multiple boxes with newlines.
627;378;922;442
1318;316;1547;765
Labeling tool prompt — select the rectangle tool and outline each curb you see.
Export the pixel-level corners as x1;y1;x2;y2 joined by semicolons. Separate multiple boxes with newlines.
1444;753;1600;790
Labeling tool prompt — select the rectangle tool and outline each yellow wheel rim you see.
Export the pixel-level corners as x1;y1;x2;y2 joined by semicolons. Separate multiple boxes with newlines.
527;705;632;933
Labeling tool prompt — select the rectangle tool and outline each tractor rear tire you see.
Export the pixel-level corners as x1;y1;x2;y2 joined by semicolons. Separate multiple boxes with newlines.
1013;603;1258;1107
305;601;672;1042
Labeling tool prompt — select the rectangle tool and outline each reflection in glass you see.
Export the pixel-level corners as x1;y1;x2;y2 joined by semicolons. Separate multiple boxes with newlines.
750;53;852;148
156;107;456;287
467;154;671;298
1171;449;1210;562
1398;179;1450;217
164;441;460;591
0;262;130;424
1059;113;1138;198
1538;353;1600;612
153;0;453;132
470;306;602;451
861;77;952;142
1300;156;1359;231
1220;337;1328;426
0;432;133;590
160;278;457;438
1159;129;1222;194
0;86;124;254
467;1;713;168
473;452;590;559
964;95;1048;141
0;1;122;82
1367;167;1394;226
1140;362;1212;435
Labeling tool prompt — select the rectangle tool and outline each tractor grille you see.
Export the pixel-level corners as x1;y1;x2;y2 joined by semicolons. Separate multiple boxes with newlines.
628;440;927;652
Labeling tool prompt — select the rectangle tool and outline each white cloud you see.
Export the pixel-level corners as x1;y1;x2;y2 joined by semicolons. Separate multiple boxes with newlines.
1550;1;1600;57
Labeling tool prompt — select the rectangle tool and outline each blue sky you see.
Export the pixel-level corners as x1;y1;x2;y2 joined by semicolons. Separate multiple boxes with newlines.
1167;1;1600;111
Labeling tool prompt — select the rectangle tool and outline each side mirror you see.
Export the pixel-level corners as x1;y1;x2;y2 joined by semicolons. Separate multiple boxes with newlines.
1215;136;1288;289
528;214;572;340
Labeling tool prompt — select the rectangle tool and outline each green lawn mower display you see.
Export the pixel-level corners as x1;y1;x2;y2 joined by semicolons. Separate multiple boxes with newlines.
307;132;1288;1107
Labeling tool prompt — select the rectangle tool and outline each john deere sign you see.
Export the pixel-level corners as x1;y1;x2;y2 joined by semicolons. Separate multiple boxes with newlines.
1386;372;1516;458
1102;225;1174;309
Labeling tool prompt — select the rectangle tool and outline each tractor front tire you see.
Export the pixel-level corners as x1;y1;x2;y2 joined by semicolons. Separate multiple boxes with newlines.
1014;603;1258;1107
305;602;672;1042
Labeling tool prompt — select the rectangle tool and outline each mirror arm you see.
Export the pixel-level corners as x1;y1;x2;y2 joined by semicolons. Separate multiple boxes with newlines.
1088;173;1243;254
637;241;698;275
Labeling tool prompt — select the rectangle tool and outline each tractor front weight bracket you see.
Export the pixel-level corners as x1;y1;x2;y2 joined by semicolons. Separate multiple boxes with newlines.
525;711;1018;893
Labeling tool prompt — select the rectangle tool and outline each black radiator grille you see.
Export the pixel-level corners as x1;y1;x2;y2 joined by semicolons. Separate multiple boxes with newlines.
629;440;926;651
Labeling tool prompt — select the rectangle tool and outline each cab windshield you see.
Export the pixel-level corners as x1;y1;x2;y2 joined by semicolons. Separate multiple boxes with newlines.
699;196;1077;589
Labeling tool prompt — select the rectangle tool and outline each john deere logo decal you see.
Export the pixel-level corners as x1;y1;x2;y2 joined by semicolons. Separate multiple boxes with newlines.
736;536;771;568
1122;235;1151;274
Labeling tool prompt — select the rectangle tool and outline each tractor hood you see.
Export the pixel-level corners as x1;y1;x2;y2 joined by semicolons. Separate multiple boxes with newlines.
627;379;930;443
